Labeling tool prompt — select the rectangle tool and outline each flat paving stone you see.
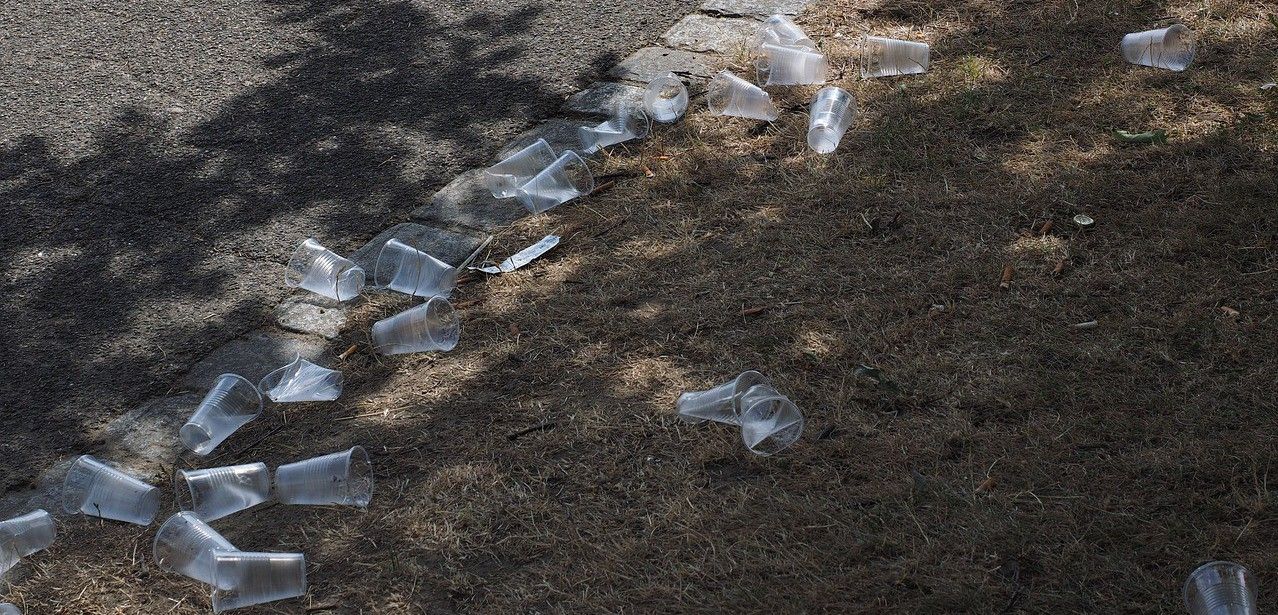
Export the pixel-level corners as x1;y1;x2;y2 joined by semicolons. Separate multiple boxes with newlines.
350;222;491;274
101;394;202;468
276;293;347;339
184;329;329;390
663;14;760;54
701;0;815;17
608;47;716;84
564;82;646;116
411;169;530;232
495;118;596;161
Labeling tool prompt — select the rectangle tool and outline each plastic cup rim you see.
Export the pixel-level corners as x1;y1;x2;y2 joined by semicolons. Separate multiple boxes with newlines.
208;373;265;419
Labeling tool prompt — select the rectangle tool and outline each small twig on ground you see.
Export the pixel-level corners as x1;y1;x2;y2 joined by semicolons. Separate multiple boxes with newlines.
1029;53;1053;66
740;305;768;317
1039;220;1054;236
507;421;556;441
590;180;618;196
336;409;392;422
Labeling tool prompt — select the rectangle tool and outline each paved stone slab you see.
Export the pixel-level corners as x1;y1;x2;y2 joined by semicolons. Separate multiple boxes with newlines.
495;118;596;162
411;169;531;232
184;329;329;390
609;47;716;84
276;293;347;339
564;82;646;116
663;14;760;54
101;394;202;468
351;223;491;274
701;0;814;17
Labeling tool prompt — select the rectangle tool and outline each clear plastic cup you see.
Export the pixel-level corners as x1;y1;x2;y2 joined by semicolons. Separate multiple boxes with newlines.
285;237;365;302
211;550;307;613
175;463;272;522
258;356;343;403
676;371;770;425
0;604;19;615
153;512;237;587
579;104;651;154
374;238;459;298
181;374;263;456
1122;24;1195;71
61;455;159;525
757;14;815;50
706;71;779;121
644;73;689;123
515;151;595;214
483;138;558;199
1183;561;1257;615
274;446;373;507
756;43;828;86
807;86;857;154
371;296;460;355
860;35;930;78
0;509;56;575
738;385;805;456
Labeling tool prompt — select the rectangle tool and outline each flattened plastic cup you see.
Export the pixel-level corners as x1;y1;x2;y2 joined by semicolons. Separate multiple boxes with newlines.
285;238;365;302
61;455;159;525
706;71;779;122
175;463;272;522
644;73;689;123
0;604;19;615
371;296;459;355
374;238;458;299
860;35;930;78
738;385;804;456
1122;24;1195;71
181;374;263;456
807;86;857;154
757;14;815;50
1183;561;1257;615
0;509;55;575
211;550;307;613
756;43;828;86
515;151;594;214
483;138;558;199
675;371;770;425
274;446;373;507
153;512;237;587
258;356;343;403
579;105;651;154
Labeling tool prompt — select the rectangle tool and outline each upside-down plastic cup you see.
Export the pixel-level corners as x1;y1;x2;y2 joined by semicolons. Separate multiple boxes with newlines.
0;509;56;575
181;374;263;456
371;296;459;355
706;71;779;121
285;238;365;302
374;238;458;299
211;550;307;613
175;463;272;522
515;151;594;214
153;512;237;587
1183;561;1257;615
258;356;343;403
644;73;689;123
757;14;815;50
738;385;804;456
274;446;373;507
61;455;159;525
1122;24;1195;71
483;138;558;199
808;86;857;154
580;105;651;154
0;604;18;615
757;43;828;86
676;371;770;425
860;35;930;78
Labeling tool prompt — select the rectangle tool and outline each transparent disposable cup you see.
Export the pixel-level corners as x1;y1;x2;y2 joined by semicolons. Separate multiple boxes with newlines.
258;356;343;403
61;455;159;525
274;446;373;507
860;35;930;78
515;151;595;214
153;512;237;587
757;14;815;50
175;463;272;522
211;550;307;613
0;604;19;615
738;385;805;456
374;238;458;298
676;371;770;425
644;73;689;123
579;105;651;154
285;238;365;302
1121;24;1195;71
0;509;55;575
1183;561;1257;615
181;374;263;456
483;138;558;199
706;71;779;121
808;86;857;154
371;296;460;355
756;43;828;86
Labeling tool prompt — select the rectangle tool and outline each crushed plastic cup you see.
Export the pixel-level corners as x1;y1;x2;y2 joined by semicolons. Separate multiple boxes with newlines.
860;35;930;78
483;138;559;199
175;463;272;522
61;455;159;525
0;509;55;576
153;512;237;587
274;446;373;507
757;14;815;50
738;384;804;456
808;86;857;154
756;43;828;86
644;73;689;123
182;374;263;456
258;356;343;403
211;550;307;613
515;151;594;214
285;237;365;302
371;296;459;355
676;371;770;425
0;604;18;615
706;71;779;121
1122;24;1195;71
1183;561;1257;615
374;238;459;298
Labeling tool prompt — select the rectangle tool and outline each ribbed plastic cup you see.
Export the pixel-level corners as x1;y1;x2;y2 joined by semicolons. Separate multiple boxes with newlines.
756;43;828;86
274;446;373;507
706;71;779;121
1184;561;1257;615
644;73;689;123
0;509;55;575
483;138;558;199
676;371;770;425
580;105;651;154
738;385;805;456
181;374;263;456
808;86;857;154
860;35;930;78
153;512;237;587
0;604;19;615
515;151;594;214
258;356;343;403
371;296;460;355
211;550;307;613
61;455;159;525
374;238;458;299
757;14;815;50
175;463;272;522
1122;24;1195;71
285;238;365;302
